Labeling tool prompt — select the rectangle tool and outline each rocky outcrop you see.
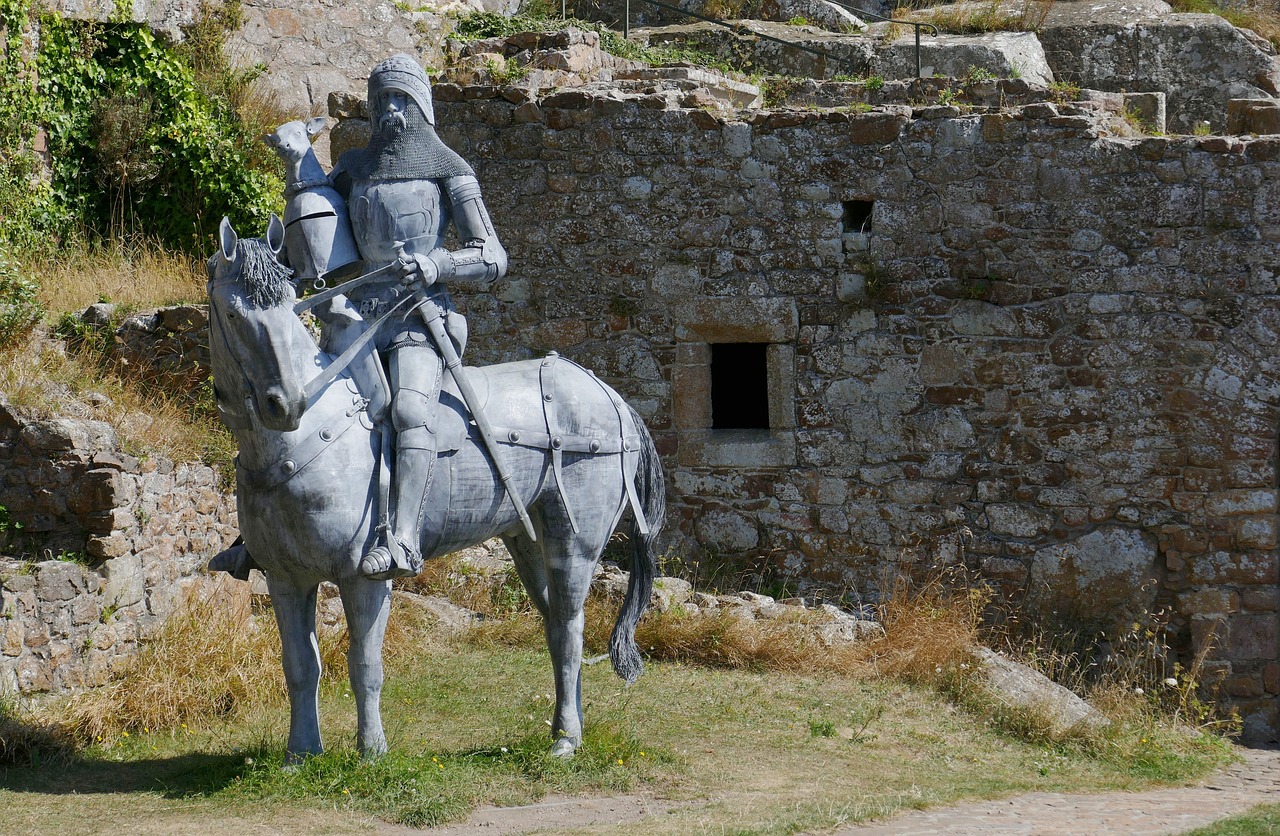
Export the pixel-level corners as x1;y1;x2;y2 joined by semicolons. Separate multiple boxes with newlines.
876;31;1053;86
1036;5;1280;132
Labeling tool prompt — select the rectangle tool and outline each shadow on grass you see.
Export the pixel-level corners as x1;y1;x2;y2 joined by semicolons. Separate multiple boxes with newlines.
0;747;263;798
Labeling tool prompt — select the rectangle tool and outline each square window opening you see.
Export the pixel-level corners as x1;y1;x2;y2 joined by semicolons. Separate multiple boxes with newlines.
842;200;874;234
711;342;770;430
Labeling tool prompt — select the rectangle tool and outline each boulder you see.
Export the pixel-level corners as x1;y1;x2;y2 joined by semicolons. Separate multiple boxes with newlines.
1227;97;1280;134
1036;6;1280;132
975;647;1110;736
759;0;866;33
874;31;1054;87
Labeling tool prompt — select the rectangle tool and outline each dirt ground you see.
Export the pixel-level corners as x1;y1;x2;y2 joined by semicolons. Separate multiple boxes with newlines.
384;745;1280;835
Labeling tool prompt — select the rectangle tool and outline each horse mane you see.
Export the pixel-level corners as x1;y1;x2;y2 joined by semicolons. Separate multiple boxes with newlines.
233;238;295;308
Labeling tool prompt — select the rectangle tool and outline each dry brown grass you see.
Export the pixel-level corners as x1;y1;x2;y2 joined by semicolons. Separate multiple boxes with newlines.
64;579;446;742
1169;0;1280;48
896;0;1055;35
30;240;205;316
0;330;235;471
66;578;284;740
398;551;521;617
0;694;76;765
460;568;983;683
865;572;985;683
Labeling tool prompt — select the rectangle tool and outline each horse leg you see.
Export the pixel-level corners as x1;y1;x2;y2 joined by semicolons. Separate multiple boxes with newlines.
501;531;549;619
267;578;323;762
541;534;598;758
337;575;392;758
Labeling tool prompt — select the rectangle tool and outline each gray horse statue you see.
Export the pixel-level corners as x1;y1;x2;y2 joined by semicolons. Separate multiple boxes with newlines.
206;217;664;760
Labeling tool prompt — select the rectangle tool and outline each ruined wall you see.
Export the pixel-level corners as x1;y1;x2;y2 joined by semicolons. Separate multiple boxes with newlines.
420;88;1279;741
0;397;237;694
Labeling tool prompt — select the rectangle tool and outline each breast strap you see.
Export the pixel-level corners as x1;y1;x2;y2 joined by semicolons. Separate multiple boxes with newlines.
236;384;369;493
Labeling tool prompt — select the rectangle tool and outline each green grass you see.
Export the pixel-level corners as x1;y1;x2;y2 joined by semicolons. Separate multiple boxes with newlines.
0;641;1239;833
1185;804;1280;836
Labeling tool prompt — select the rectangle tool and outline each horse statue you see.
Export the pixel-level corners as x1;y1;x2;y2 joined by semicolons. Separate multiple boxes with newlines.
205;216;665;760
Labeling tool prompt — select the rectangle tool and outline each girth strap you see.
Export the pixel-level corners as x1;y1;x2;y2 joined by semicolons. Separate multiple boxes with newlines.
539;352;579;534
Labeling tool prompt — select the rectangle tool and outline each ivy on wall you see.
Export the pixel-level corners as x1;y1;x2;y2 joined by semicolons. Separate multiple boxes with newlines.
0;0;282;254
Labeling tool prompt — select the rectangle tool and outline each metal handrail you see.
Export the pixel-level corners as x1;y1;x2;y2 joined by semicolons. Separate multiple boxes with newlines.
592;0;938;79
826;2;938;79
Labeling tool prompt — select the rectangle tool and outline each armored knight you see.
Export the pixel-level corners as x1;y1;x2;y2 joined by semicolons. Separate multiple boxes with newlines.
325;54;507;581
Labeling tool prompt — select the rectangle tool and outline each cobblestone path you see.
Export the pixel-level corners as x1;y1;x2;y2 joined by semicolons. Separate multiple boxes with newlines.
835;746;1280;835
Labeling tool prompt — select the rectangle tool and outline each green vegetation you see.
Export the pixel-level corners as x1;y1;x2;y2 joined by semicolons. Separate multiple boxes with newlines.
761;75;805;108
0;252;44;349
1186;804;1280;836
963;64;997;83
1049;80;1081;105
0;0;284;256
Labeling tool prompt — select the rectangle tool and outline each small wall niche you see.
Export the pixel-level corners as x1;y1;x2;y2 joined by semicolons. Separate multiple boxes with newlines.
711;343;770;429
842;200;874;234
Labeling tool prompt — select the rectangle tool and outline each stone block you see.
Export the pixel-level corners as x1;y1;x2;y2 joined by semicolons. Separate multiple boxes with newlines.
1177;588;1239;617
1206;489;1276;516
1227;614;1279;661
101;553;144;609
1;619;22;656
875;32;1054;87
1227;99;1280;136
1238;516;1278;550
71;594;99;626
987;504;1054;538
1030;527;1160;632
1242;588;1279;612
36;561;85;602
1122;91;1166;134
329;118;370;163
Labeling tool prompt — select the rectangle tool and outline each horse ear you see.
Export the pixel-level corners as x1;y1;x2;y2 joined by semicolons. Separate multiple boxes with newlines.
219;217;238;262
266;213;286;256
305;116;326;137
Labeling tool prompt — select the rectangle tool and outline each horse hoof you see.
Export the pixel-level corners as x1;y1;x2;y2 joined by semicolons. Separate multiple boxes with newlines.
549;737;578;759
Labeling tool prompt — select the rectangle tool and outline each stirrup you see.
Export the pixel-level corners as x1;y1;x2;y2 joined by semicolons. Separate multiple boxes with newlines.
359;538;420;581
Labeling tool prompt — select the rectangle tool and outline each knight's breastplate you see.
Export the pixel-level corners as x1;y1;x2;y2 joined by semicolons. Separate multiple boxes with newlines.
349;178;448;277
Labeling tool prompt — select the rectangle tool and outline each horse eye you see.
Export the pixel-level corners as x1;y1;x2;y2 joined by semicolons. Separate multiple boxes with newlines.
226;310;237;320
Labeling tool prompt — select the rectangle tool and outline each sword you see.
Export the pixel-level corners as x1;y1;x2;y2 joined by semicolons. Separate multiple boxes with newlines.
413;298;538;542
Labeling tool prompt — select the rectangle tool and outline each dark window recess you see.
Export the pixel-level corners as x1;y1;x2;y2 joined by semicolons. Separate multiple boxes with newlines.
842;200;874;233
711;343;770;430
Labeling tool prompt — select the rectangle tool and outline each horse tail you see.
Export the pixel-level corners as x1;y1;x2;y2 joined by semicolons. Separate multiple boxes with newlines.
610;404;666;685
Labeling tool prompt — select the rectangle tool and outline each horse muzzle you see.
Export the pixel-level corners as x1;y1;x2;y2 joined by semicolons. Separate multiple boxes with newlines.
257;384;306;432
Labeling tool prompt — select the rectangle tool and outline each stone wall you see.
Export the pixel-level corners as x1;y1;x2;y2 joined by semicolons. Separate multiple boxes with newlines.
0;397;237;695
399;86;1280;741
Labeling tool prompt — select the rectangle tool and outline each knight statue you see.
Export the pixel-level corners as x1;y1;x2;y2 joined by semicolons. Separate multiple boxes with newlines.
324;54;507;581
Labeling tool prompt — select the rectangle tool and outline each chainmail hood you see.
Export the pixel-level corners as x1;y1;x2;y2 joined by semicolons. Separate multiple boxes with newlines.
337;99;474;182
